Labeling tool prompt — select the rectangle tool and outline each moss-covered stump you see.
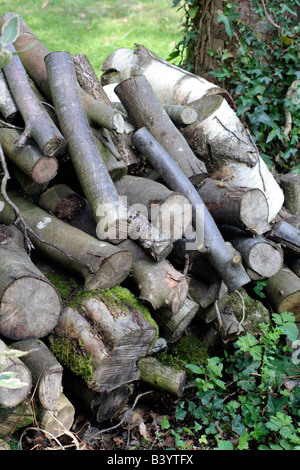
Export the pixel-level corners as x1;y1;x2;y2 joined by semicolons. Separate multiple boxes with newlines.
48;286;158;393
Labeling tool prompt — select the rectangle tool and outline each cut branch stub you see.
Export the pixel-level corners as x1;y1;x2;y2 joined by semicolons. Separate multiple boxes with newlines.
132;127;250;292
3;43;66;158
0;224;62;340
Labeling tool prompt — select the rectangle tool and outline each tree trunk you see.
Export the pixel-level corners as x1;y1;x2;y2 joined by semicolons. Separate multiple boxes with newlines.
3;43;66;158
132;127;250;292
115;75;207;184
0;224;61;340
101;44;284;222
279;173;300;215
0;192;132;291
153;298;199;343
138;357;186;397
119;239;188;313
115;174;192;241
265;267;300;321
49;289;157;393
11;338;63;413
0;128;58;183
0;338;32;408
0;69;19;123
197;178;270;235
221;225;283;279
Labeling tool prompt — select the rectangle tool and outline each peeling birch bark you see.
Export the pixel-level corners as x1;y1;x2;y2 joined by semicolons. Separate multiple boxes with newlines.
101;45;284;221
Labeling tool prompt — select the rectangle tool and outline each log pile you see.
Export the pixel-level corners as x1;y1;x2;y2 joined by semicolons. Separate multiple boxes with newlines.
0;12;299;441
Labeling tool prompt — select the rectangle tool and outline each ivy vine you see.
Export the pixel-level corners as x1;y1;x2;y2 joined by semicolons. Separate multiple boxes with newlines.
170;0;300;172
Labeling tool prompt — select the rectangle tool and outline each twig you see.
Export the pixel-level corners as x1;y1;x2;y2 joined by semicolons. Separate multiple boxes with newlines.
235;289;246;333
260;0;281;33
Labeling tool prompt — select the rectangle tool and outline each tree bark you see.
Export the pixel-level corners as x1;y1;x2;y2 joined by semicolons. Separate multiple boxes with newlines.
0;224;61;340
138;357;186;397
102;44;284;222
0;338;32;408
0;128;58;183
36;393;75;438
197;178;270;235
119;239;188;313
9;164;48;196
115;75;207;184
265;267;300;321
267;220;300;255
11;338;63;413
49;290;157;393
3;43;66;158
221;225;283;279
153;298;199;342
0;192;133;291
115;174;192;241
132;127;250;292
0;69;19;123
279;173;300;215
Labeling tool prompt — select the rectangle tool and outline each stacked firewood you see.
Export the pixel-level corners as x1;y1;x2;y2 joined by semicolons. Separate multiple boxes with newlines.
0;13;300;440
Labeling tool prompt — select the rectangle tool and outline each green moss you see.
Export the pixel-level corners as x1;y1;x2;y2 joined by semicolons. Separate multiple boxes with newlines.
49;333;94;384
157;333;209;377
43;269;81;302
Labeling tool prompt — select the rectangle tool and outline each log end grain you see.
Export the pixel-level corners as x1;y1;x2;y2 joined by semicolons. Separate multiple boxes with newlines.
0;362;32;408
248;242;283;278
151;193;192;242
32;156;58;184
239;188;270;235
0;277;61;340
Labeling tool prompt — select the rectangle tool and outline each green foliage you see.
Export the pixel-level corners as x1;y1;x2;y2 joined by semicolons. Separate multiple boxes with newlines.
170;0;300;172
160;312;300;450
0;349;29;389
0;14;20;67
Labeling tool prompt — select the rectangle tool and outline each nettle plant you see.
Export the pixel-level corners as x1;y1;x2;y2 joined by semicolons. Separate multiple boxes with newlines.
171;0;300;172
161;312;300;450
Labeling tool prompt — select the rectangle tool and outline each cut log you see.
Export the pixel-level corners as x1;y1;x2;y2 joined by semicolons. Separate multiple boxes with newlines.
115;174;192;241
221;226;283;279
188;276;229;323
11;339;63;412
62;371;131;424
0;192;133;291
0;339;32;408
0;128;58;183
264;267;300;321
0;14;124;135
9;164;49;196
3;43;66;158
132;127;250;292
0;224;61;340
279;173;300;215
119;239;188;313
267;220;300;255
102;45;284;222
163;104;198;126
197;178;270;235
0;399;35;438
138;357;186;397
115;75;207;184
153;298;199;342
37;393;75;438
92;127;128;181
0;69;19;123
49;288;157;393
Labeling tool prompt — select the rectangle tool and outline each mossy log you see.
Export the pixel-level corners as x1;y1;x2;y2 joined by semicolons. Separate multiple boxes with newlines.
0;399;35;438
138;357;186;397
119;239;188;313
0;339;32;408
11;339;63;413
0;69;19;123
0;224;61;340
153;298;199;343
0;128;58;184
221;225;283;279
115;174;192;241
3;43;66;157
197;178;270;235
264;267;300;321
115;75;207;184
279;173;300;215
0;192;132;291
49;287;157;393
132;127;250;292
37;393;75;438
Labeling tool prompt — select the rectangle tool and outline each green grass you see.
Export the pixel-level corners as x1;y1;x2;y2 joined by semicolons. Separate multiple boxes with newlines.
1;0;182;73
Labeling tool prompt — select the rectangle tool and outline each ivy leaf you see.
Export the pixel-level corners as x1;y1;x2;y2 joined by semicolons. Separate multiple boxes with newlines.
161;416;170;430
214;440;234;450
217;8;239;40
1;14;20;47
